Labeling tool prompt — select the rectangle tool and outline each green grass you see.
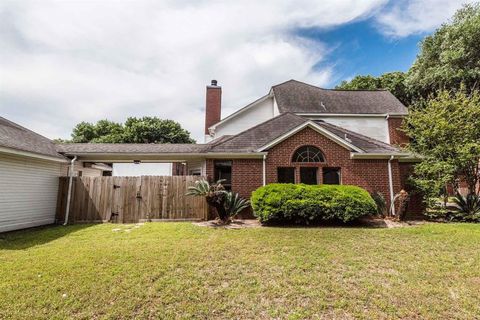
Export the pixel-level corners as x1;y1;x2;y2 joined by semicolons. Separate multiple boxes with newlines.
1;223;480;319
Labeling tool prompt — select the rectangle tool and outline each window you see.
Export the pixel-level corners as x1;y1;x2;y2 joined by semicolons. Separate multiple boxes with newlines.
300;167;318;184
277;167;295;183
292;146;325;163
323;167;341;185
214;160;232;190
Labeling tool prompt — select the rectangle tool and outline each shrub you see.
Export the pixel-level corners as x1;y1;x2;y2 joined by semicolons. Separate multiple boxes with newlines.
251;184;376;224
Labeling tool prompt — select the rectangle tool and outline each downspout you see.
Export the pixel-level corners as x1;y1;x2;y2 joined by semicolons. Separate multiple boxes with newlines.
262;154;267;186
387;155;395;216
63;156;77;226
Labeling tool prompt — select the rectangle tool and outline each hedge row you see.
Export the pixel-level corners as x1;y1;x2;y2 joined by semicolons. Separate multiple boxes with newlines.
251;184;376;224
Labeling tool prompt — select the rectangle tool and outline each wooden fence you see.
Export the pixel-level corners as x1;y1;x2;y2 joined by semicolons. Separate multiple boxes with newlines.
56;176;208;223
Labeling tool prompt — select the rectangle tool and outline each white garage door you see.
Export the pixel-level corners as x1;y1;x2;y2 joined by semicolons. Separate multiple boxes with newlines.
0;153;62;233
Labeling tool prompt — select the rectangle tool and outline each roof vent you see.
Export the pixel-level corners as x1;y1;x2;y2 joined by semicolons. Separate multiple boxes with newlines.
344;134;352;143
320;101;327;111
211;79;218;86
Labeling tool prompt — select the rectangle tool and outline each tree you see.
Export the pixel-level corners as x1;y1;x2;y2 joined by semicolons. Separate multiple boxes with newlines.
407;3;480;99
404;88;480;201
66;117;195;144
336;72;411;105
123;117;195;144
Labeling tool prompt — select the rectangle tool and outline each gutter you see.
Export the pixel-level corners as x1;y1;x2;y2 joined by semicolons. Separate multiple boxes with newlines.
262;154;267;186
387;155;395;216
63;156;77;226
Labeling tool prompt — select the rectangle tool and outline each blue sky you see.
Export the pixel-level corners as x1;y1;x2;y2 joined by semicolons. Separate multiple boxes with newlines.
300;21;424;87
0;0;472;141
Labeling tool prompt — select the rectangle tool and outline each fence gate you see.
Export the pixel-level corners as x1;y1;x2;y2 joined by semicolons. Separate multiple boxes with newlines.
56;176;208;223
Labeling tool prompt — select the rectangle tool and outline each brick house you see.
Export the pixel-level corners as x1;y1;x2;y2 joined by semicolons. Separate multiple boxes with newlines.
57;79;422;216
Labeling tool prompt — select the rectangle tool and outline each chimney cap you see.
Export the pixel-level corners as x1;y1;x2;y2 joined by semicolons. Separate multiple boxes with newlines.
210;79;218;86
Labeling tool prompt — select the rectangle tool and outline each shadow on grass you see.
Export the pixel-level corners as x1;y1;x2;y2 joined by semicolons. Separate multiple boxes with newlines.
0;224;94;250
260;217;391;229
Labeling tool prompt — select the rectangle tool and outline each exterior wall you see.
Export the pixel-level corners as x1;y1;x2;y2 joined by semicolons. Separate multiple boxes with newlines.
388;117;409;146
186;159;206;176
62;162;104;177
310;116;390;143
0;153;62;232
212;97;275;140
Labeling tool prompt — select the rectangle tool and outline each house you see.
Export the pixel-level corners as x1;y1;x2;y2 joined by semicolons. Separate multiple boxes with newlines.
56;80;422;215
0;79;422;232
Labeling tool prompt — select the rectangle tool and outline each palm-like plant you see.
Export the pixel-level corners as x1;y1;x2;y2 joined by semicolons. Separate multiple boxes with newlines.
187;179;249;224
224;192;250;219
453;193;480;220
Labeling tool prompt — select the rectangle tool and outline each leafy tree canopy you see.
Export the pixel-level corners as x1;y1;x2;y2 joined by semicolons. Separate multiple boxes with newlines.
407;3;480;99
404;88;480;197
336;72;411;105
66;117;195;144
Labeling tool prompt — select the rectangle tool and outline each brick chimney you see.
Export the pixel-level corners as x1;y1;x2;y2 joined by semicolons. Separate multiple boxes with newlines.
205;80;222;135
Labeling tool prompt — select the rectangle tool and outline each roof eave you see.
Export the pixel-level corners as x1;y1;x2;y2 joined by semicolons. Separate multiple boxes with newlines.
0;146;68;163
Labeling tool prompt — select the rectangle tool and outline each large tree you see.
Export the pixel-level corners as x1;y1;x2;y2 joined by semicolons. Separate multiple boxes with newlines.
407;3;480;100
336;72;411;105
65;117;195;144
404;88;480;198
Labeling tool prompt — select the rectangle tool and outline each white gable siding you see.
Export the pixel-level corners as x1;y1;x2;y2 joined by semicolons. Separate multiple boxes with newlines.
0;153;62;232
311;116;390;143
213;97;275;139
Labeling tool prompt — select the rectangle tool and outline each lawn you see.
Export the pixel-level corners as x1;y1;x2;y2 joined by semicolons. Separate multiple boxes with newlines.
1;223;480;319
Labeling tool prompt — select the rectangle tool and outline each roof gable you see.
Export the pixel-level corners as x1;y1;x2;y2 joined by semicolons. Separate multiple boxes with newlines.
272;79;407;115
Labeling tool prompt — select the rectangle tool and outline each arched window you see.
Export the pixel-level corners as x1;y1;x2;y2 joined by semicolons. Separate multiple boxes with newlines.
292;146;325;163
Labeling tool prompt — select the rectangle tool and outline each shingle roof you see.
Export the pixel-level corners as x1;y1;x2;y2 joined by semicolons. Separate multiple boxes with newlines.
209;113;307;152
0;117;66;159
55;143;209;154
272;80;407;115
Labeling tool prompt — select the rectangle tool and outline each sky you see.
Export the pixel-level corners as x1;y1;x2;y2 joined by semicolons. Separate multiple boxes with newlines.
0;0;474;142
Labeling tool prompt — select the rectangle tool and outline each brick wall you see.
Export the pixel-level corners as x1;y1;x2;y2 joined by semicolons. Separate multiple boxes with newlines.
399;162;425;217
388;117;409;146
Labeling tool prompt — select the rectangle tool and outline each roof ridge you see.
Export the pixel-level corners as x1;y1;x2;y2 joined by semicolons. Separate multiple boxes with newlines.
272;79;389;92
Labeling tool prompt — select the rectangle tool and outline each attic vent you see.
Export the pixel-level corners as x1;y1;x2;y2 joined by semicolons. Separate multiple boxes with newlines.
344;134;352;143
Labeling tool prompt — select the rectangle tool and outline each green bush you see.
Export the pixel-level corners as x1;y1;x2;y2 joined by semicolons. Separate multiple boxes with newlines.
251;184;376;224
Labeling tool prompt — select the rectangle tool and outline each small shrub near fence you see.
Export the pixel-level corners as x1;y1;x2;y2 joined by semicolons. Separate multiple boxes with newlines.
251;184;376;224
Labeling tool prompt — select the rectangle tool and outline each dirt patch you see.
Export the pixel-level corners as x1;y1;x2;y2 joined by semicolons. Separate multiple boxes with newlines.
358;217;426;228
193;219;261;229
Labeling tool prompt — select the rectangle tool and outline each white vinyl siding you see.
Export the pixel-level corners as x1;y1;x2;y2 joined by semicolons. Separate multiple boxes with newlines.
309;116;389;143
213;97;275;138
0;153;62;232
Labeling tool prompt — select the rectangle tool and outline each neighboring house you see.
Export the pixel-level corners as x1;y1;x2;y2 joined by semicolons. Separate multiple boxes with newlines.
57;79;422;215
0;117;67;232
0;117;112;232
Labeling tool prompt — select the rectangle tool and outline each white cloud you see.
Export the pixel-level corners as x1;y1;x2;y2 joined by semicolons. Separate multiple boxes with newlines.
0;0;387;142
375;0;475;37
